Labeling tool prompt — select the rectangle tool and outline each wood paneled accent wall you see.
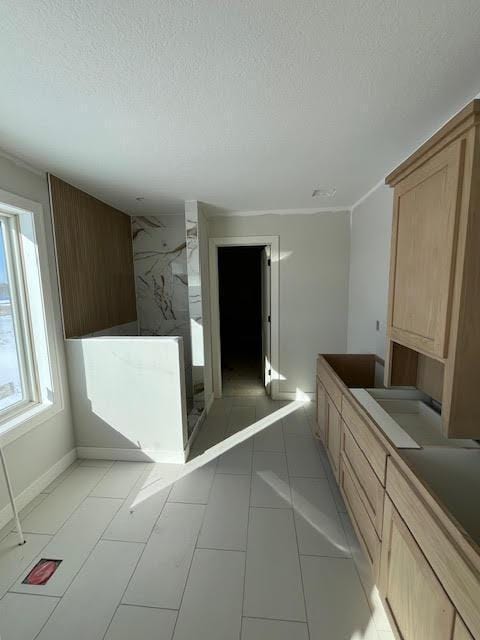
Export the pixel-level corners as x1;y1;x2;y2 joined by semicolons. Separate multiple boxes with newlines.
49;175;137;338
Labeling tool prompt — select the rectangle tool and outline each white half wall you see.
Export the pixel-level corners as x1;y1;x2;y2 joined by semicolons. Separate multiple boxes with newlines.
207;211;350;395
66;336;188;462
347;184;393;359
0;152;75;524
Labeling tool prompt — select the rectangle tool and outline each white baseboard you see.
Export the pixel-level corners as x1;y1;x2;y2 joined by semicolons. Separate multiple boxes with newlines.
76;446;186;464
184;405;209;460
205;392;215;413
0;448;77;530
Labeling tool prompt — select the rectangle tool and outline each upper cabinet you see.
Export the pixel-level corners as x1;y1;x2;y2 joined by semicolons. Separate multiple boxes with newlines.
385;100;480;438
388;140;464;359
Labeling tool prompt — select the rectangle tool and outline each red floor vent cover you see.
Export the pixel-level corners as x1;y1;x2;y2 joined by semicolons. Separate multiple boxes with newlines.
22;559;62;585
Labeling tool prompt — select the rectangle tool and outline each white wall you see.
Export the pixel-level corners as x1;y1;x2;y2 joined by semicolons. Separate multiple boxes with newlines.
0;153;75;523
347;184;393;359
207;211;350;395
66;336;188;462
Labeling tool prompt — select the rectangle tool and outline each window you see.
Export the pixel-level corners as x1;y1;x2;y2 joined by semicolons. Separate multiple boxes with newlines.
0;189;60;439
0;213;36;417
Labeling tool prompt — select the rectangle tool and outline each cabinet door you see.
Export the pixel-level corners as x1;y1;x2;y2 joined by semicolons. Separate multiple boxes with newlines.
453;615;474;640
315;378;327;442
388;139;465;359
326;396;341;478
379;497;455;640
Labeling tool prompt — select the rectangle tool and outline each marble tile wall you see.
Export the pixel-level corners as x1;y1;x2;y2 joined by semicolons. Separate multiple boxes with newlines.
132;215;193;403
185;201;205;420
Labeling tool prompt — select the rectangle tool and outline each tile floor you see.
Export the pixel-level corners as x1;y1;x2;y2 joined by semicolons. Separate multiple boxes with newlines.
0;396;394;640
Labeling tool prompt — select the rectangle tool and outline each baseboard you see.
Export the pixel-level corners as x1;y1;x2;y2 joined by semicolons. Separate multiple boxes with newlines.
0;448;77;530
205;392;215;413
76;446;186;464
184;405;208;461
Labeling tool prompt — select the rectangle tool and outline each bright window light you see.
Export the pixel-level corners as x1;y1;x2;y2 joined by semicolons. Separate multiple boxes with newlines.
0;213;36;417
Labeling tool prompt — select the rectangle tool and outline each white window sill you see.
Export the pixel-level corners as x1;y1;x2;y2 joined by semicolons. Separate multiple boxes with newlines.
0;399;62;447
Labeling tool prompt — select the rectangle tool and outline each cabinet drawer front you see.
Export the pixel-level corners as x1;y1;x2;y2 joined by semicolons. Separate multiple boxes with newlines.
342;424;384;536
326;397;342;480
315;377;327;442
386;459;480;639
380;496;455;640
453;615;474;640
340;455;380;574
317;359;342;412
342;396;387;484
388;139;464;359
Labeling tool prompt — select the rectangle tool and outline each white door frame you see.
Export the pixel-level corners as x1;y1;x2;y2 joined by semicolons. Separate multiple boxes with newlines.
209;236;280;399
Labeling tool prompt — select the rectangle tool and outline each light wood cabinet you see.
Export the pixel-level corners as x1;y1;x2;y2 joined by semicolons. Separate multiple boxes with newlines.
315;377;327;442
388;140;464;359
385;99;480;438
342;424;384;536
454;616;475;640
379;496;455;640
326;395;341;479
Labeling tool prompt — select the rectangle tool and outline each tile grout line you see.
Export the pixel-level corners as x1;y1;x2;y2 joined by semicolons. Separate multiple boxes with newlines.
284;420;311;640
30;463;129;640
240;405;256;640
168;451;219;639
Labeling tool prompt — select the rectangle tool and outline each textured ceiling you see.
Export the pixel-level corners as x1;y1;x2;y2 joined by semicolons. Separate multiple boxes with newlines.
1;1;480;215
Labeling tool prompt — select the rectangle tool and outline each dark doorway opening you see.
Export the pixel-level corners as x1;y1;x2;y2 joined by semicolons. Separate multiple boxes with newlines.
218;246;266;396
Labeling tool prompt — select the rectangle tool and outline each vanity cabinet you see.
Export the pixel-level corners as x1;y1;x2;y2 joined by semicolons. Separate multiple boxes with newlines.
385;99;480;438
379;496;455;640
325;395;341;479
454;617;475;640
315;378;327;442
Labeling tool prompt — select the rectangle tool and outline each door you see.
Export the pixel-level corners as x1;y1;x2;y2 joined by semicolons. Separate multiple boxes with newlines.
379;496;455;640
388;139;465;359
261;246;271;395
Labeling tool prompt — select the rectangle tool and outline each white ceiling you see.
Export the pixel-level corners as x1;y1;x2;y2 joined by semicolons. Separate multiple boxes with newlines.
1;1;480;215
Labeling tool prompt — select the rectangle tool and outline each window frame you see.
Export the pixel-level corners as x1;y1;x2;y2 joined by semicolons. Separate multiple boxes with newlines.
0;211;39;419
0;188;64;446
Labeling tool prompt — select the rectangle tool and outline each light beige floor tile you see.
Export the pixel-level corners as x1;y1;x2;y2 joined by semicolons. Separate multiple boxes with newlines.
123;502;204;609
284;434;326;478
340;512;392;632
90;462;148;499
0;593;59;640
244;508;305;621
291;477;349;557
105;605;177;640
168;462;216;504
0;494;48;542
79;459;115;468
250;451;291;508
216;440;253;475
11;497;122;596
0;533;51;598
36;540;143;640
227;406;256;435
41;461;81;493
173;549;245;640
282;409;311;436
253;421;284;452
241;617;309;640
301;555;379;639
21;467;108;534
103;476;170;543
197;474;250;550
